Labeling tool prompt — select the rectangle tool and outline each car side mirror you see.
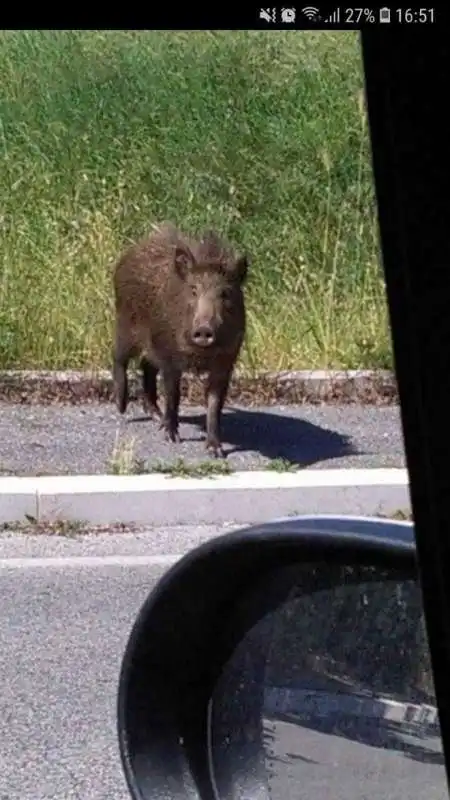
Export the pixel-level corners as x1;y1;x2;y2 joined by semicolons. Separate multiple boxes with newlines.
117;515;447;800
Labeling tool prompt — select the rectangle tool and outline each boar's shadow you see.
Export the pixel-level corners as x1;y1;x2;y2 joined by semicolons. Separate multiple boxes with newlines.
178;406;359;467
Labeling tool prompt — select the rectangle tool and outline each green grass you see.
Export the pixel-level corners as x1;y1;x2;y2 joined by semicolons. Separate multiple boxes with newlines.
149;457;234;479
1;515;88;537
382;509;413;521
107;432;301;477
0;30;392;373
266;457;299;473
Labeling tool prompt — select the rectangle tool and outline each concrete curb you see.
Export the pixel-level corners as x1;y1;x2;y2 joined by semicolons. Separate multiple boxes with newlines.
0;468;410;526
265;687;438;729
0;368;396;385
0;368;398;405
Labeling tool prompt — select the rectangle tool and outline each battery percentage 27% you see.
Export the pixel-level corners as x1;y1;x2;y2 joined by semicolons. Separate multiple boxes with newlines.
344;8;376;24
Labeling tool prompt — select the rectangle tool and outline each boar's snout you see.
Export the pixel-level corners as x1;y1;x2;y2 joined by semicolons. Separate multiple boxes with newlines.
192;322;216;348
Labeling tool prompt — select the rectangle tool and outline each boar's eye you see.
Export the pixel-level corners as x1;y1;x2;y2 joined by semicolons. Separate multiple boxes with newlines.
221;287;232;301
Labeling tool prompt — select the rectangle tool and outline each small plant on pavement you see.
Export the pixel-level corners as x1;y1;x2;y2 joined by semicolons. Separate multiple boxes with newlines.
148;457;234;479
0;516;88;537
267;457;298;473
107;430;144;475
380;509;413;521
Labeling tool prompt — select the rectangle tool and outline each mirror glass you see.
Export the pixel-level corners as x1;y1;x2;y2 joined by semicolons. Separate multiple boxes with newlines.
209;563;447;800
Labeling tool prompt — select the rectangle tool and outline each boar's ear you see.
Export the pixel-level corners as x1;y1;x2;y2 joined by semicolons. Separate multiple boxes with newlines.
229;254;249;285
201;229;223;252
174;244;195;279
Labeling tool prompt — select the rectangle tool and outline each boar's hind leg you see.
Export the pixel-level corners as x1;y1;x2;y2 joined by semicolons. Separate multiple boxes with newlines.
159;366;182;443
205;368;233;458
140;357;163;420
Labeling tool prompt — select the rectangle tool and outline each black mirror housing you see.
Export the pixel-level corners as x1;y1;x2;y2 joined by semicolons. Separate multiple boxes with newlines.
117;516;418;800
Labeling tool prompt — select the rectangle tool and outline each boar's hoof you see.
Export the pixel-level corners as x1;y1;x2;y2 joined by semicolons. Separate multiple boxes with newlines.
143;399;163;421
159;418;180;443
206;438;225;459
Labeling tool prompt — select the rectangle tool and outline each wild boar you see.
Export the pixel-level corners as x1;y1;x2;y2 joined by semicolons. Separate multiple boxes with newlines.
112;222;249;457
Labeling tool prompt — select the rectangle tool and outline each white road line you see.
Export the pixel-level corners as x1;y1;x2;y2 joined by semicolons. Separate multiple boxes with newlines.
0;553;183;570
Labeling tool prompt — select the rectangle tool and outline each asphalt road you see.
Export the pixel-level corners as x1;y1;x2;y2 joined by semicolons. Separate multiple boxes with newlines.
1;528;447;800
0;527;222;800
0;402;405;475
0;561;168;800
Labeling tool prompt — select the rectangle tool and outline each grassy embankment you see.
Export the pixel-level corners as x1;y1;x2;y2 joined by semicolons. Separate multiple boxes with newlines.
0;30;392;374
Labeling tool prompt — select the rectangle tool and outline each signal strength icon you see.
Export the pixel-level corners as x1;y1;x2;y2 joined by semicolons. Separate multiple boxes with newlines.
324;7;340;23
301;6;320;20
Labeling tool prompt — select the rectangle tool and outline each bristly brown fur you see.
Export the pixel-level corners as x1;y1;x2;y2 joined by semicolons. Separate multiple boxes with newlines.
112;221;249;457
195;229;234;265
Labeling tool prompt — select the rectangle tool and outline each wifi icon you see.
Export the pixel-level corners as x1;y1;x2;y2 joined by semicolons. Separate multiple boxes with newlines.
301;6;320;20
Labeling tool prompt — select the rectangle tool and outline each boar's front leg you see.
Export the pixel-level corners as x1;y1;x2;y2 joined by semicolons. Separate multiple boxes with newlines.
160;366;182;443
204;367;233;458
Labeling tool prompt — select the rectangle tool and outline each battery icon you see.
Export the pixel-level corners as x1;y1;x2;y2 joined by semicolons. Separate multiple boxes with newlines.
379;7;391;22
